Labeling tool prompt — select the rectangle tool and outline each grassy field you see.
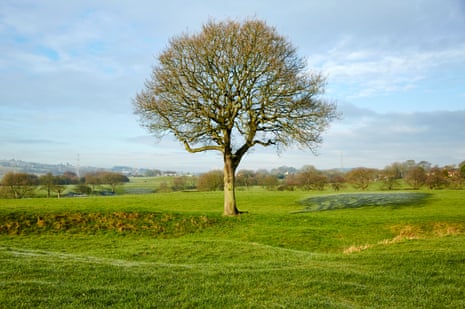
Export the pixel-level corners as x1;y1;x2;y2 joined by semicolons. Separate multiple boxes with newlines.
1;190;464;308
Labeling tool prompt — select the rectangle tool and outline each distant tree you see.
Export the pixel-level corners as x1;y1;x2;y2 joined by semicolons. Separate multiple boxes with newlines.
197;170;224;191
282;174;299;191
1;172;39;198
425;166;448;189
271;166;298;180
296;166;327;190
62;171;80;185
459;160;465;178
84;172;103;194
380;165;400;190
134;19;338;215
74;184;91;195
52;182;67;198
251;169;278;190
405;166;426;189
236;170;257;189
39;172;57;198
145;169;162;177
346;168;376;190
101;172;130;194
261;175;279;190
325;171;345;191
158;182;172;193
417;160;432;172
254;169;270;184
171;176;196;191
388;162;404;179
171;176;184;191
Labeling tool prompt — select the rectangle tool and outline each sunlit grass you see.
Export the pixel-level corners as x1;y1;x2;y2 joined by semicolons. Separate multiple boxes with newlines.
1;190;464;307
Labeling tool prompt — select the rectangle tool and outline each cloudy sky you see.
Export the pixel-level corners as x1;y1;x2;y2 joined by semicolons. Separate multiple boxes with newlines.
1;0;464;172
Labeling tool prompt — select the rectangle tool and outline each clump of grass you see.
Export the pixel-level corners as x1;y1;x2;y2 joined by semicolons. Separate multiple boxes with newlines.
0;212;217;237
298;192;431;212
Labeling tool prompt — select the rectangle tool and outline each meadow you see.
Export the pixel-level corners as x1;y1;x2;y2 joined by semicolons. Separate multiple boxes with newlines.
0;187;464;308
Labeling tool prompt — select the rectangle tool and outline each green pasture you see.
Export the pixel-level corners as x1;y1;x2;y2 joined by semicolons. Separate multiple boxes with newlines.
1;190;464;308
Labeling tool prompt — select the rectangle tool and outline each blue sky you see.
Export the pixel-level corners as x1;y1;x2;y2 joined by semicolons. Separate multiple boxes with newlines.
1;0;464;172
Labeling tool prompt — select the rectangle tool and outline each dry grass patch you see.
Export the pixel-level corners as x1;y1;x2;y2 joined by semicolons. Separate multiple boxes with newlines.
344;222;465;254
0;212;217;237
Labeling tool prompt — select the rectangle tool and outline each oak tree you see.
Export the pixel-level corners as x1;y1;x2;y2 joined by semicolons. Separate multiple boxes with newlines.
134;19;338;215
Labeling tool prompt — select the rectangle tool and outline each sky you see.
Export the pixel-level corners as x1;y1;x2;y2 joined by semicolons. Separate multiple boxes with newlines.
1;0;465;173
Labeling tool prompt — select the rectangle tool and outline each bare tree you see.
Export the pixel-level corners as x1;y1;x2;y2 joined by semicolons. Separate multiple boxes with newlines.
1;172;39;198
197;170;224;191
40;172;56;198
101;172;130;194
346;168;377;191
405;166;427;190
296;166;328;190
134;19;338;215
381;165;400;190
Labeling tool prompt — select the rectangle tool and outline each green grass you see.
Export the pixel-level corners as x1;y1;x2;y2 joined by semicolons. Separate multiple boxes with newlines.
1;190;464;308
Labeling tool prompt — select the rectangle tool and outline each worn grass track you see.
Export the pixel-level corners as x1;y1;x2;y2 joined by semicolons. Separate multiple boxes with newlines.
1;190;464;308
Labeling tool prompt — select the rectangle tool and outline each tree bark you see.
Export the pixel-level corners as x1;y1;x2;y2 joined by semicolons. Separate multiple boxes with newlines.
223;153;239;216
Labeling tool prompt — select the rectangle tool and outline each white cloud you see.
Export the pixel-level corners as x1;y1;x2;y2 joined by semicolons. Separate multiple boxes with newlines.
308;42;465;100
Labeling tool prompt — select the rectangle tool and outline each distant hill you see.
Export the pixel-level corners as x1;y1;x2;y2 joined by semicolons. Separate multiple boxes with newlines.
0;159;151;178
0;159;77;176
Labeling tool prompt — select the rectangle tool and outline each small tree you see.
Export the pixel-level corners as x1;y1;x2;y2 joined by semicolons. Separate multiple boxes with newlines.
40;172;56;198
101;172;130;194
380;165;400;190
1;172;39;198
75;184;91;195
134;19;338;215
405;166;427;189
62;171;80;184
52;183;67;198
296;166;327;190
236;170;257;189
84;172;102;194
425;166;448;190
459;160;465;178
261;175;279;190
197;170;224;191
346;168;376;191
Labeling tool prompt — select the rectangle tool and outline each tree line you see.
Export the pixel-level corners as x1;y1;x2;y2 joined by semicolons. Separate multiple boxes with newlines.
0;171;129;199
195;160;465;192
1;160;464;198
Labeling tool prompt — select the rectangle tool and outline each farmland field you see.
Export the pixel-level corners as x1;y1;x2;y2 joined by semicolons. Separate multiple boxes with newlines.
1;189;464;308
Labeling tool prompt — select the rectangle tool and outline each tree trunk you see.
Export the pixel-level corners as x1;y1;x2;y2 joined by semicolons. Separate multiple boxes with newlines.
223;154;239;216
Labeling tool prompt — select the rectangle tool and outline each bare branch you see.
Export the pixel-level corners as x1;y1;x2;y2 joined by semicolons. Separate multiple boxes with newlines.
134;18;338;169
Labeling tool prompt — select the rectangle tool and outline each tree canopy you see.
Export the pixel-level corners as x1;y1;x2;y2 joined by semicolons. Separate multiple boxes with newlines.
134;19;338;215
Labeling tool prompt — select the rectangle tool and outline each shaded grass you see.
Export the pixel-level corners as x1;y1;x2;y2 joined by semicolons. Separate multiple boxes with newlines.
298;192;431;212
0;190;464;308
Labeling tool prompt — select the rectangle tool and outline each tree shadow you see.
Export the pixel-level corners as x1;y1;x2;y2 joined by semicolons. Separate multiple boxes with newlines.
295;192;432;212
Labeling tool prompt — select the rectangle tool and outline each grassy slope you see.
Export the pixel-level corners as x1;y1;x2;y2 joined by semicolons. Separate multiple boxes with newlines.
0;190;464;308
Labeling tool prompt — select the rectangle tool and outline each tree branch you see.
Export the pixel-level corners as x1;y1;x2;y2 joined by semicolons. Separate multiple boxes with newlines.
183;141;223;153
